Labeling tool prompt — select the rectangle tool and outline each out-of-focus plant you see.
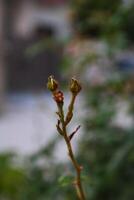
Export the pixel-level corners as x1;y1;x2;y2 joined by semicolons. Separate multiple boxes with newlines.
47;75;86;200
71;0;124;40
61;2;134;199
0;153;26;200
21;136;80;200
62;1;127;79
77;73;134;200
122;3;134;44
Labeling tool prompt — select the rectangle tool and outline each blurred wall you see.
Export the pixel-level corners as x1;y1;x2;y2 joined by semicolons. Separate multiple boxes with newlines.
4;0;71;92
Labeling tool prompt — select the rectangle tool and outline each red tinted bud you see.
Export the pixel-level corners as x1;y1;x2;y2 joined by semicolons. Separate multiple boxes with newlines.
53;91;64;103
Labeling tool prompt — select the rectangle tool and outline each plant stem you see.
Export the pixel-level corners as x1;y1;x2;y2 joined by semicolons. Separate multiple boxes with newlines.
58;104;86;200
65;94;76;125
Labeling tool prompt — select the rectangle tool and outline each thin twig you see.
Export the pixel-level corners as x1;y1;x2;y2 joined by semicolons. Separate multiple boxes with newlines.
65;94;76;125
58;104;86;200
69;125;81;141
56;120;63;135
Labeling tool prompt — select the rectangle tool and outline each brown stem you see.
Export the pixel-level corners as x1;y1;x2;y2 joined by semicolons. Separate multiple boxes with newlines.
58;104;86;200
65;94;76;125
69;125;81;141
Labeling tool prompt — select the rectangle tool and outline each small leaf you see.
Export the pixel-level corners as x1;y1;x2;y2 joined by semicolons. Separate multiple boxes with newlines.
58;175;74;187
81;175;90;183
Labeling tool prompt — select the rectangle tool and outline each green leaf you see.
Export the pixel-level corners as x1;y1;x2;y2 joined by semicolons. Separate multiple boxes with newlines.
58;175;74;187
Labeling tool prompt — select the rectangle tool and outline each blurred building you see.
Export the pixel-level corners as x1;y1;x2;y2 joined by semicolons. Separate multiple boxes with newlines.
13;0;71;40
1;0;71;92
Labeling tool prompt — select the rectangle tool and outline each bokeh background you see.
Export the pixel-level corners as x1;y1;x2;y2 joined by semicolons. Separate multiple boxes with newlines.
0;0;134;199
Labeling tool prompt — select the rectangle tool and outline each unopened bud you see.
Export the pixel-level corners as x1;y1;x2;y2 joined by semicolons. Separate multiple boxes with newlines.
47;75;58;92
53;90;64;104
70;78;82;94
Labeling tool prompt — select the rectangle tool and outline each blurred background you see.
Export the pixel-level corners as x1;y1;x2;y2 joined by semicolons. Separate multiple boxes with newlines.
0;0;134;199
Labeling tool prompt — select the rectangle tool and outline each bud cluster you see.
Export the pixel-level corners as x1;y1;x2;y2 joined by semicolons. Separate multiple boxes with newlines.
47;76;85;200
47;76;82;102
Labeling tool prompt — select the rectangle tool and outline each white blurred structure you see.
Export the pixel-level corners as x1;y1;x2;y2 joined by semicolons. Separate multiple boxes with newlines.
0;93;83;162
0;94;56;155
14;0;72;40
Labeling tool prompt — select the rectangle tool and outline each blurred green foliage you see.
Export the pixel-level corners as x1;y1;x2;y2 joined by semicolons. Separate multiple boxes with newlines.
71;0;134;45
122;3;134;44
0;153;26;200
71;0;123;38
0;139;76;200
78;77;134;200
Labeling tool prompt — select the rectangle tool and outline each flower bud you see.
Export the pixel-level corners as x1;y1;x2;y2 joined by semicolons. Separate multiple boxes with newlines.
47;75;58;92
53;91;64;104
70;78;82;94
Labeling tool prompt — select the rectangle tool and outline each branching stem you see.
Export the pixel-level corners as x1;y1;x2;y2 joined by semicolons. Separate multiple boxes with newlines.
57;104;86;200
48;76;85;199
